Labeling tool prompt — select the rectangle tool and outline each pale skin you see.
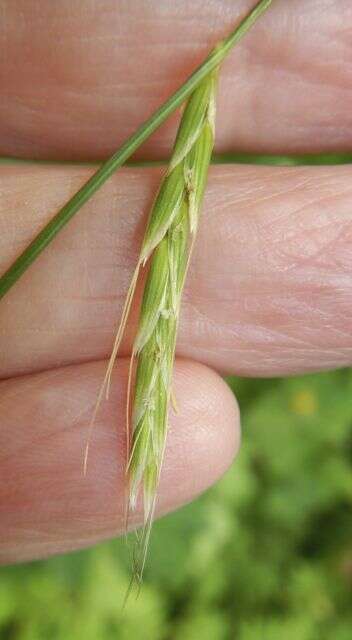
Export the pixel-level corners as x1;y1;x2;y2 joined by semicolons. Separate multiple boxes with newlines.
0;0;351;564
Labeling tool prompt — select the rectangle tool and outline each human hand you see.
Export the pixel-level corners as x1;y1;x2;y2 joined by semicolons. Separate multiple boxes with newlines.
0;0;351;563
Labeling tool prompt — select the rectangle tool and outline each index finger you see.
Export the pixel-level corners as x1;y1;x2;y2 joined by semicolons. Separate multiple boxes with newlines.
0;0;351;160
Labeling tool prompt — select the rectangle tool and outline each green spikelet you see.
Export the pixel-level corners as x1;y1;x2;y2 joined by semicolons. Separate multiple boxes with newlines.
127;70;218;577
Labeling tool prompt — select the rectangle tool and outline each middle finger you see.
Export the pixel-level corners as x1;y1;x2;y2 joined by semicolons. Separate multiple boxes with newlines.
1;161;352;378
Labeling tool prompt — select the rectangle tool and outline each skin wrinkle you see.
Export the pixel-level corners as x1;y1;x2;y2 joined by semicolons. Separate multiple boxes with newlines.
180;287;352;364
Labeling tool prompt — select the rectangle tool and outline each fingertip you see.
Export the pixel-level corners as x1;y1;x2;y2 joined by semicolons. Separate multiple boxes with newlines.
156;359;241;514
0;358;241;562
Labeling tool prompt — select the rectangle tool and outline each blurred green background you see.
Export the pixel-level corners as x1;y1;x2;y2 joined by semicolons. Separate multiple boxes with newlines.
1;371;352;639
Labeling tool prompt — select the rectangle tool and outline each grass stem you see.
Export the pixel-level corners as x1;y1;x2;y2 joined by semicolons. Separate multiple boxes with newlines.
0;0;273;301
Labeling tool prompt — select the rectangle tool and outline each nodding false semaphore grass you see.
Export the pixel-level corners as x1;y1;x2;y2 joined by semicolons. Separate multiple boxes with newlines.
89;68;218;576
83;0;274;583
129;71;217;509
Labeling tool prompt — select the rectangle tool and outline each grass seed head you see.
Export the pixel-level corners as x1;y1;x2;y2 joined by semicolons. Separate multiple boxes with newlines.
127;70;218;576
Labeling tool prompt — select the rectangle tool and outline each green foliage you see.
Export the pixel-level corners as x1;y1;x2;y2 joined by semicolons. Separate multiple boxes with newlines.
1;370;352;639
